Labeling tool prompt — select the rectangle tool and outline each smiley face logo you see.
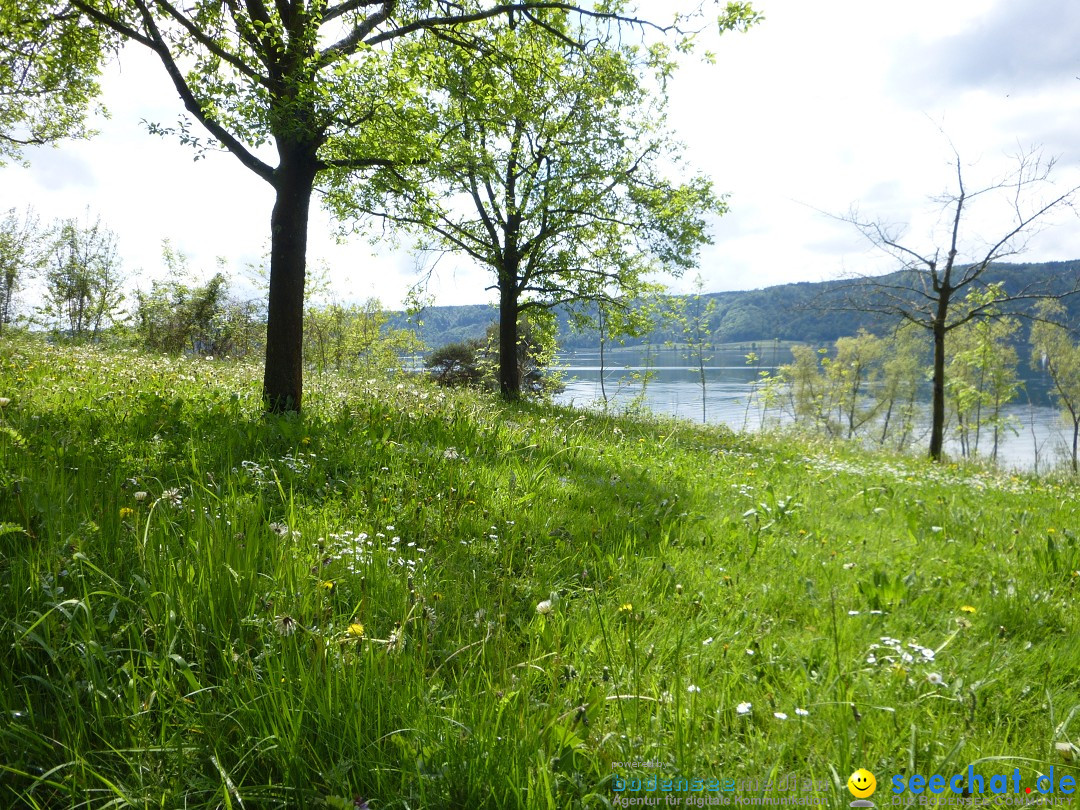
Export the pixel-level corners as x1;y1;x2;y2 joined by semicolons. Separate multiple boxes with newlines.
847;768;877;799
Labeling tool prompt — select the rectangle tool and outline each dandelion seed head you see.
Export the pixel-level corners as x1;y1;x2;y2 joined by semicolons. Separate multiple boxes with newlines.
275;615;297;636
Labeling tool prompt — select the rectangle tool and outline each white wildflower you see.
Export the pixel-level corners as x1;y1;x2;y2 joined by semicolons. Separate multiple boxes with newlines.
736;702;752;716
387;627;406;654
535;600;553;615
774;712;788;720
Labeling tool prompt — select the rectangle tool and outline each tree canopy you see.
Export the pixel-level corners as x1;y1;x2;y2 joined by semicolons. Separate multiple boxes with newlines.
0;0;107;162
330;10;728;397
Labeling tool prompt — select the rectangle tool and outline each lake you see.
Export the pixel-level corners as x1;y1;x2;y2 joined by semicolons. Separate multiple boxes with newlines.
554;345;1075;472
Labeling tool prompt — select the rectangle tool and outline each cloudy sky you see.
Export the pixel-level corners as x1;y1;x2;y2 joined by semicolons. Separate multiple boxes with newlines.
4;0;1080;308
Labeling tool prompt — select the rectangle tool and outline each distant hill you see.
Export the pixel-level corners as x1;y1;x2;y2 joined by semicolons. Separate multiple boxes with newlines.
388;260;1080;351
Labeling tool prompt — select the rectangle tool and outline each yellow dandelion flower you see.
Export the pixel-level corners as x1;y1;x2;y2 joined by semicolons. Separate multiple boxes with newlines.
618;602;633;614
320;580;336;593
119;507;134;518
960;605;977;614
347;623;365;639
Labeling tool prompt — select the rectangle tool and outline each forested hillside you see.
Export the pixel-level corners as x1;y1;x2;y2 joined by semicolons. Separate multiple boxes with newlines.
391;260;1080;350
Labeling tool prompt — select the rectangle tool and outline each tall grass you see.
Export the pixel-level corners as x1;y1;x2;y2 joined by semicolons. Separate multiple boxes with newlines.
1;336;1079;808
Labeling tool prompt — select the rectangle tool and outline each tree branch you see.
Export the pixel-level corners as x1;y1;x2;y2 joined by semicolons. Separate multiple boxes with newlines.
152;0;267;85
130;0;276;183
364;2;677;48
319;0;393;63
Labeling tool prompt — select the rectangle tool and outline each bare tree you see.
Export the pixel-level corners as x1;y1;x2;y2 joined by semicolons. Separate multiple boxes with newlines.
835;146;1080;461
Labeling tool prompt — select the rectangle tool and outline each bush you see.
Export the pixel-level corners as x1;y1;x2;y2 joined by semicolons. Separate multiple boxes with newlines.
135;270;263;358
304;299;421;374
425;339;484;386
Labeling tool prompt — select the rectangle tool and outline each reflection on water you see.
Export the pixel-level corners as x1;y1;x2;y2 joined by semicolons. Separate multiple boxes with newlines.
553;347;1072;472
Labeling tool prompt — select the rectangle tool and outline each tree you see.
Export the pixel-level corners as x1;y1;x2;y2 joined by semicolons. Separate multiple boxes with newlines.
781;344;831;433
0;0;106;162
10;0;756;411
573;288;662;409
39;212;125;339
876;323;924;450
822;329;886;439
837;146;1080;461
945;287;1021;462
330;12;731;399
1031;299;1080;472
669;275;718;423
0;206;47;333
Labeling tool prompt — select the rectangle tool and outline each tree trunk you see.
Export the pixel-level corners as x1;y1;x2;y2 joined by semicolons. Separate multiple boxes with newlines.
598;306;608;406
263;142;318;412
929;317;948;461
1072;417;1078;474
498;271;520;400
879;398;893;445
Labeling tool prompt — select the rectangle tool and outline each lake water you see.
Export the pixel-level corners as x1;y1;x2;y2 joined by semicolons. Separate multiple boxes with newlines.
554;345;1075;472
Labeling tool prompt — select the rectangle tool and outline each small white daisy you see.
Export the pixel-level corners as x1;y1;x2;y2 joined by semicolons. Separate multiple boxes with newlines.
795;708;810;717
774;712;788;720
736;701;752;715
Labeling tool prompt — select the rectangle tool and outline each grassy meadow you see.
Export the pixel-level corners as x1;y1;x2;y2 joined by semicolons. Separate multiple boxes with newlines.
1;336;1079;808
